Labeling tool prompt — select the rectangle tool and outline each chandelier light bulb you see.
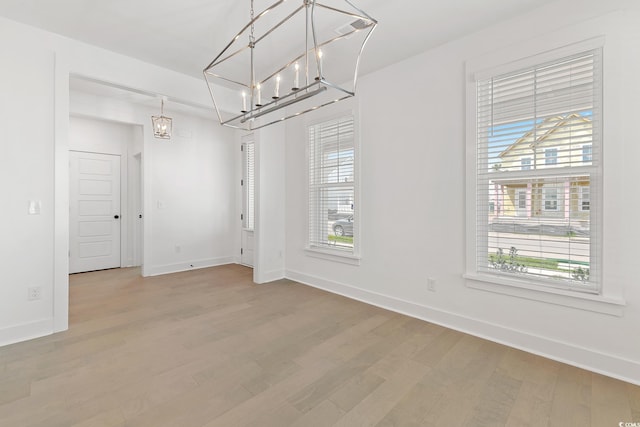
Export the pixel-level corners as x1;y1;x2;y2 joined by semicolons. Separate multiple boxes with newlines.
274;75;281;99
256;83;262;107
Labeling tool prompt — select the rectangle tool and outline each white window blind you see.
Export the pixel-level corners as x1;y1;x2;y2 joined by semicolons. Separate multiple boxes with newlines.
476;49;601;292
242;142;255;230
308;116;355;253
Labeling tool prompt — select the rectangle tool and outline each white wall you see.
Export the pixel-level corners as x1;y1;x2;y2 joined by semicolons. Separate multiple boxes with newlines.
285;0;640;384
70;92;238;277
0;24;55;344
147;109;237;276
0;16;237;346
69;115;135;155
254;124;286;283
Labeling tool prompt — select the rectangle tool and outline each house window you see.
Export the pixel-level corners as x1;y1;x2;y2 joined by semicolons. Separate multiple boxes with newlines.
543;187;559;211
468;46;602;293
580;186;590;211
308;116;357;254
544;148;558;165
582;144;592;163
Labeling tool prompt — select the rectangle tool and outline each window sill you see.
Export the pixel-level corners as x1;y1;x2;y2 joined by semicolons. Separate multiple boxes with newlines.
305;247;361;266
463;273;626;316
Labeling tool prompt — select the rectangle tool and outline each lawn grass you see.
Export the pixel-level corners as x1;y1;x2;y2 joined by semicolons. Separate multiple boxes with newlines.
488;253;588;271
328;235;353;244
489;253;558;270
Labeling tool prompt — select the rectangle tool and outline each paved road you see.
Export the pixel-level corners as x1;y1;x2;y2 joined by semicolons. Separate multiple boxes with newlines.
489;231;589;263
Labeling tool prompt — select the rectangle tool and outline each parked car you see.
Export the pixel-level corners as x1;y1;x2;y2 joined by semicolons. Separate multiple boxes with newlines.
332;216;354;236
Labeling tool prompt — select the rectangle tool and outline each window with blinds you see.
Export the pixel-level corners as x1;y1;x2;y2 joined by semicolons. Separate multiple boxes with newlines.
474;49;602;292
308;116;356;253
242;142;255;230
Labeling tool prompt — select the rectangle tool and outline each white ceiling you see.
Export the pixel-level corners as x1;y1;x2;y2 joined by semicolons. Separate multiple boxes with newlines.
0;0;557;80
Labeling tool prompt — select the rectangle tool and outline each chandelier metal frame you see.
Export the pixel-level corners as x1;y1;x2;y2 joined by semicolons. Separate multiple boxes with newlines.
203;0;377;131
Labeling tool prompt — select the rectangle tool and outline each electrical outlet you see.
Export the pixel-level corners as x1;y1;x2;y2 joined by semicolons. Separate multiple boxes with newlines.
28;287;42;301
427;278;436;292
175;245;181;253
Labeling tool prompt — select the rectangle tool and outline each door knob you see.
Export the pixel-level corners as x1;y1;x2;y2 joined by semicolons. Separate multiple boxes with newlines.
114;215;120;219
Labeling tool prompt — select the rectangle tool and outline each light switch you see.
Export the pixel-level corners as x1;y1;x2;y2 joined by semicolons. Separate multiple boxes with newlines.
28;200;41;215
157;200;165;209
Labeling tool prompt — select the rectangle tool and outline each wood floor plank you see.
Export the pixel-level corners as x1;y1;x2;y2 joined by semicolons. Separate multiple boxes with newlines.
591;373;633;426
630;383;640;420
0;265;636;427
549;365;592;427
414;339;508;426
290;398;346;427
333;359;429;426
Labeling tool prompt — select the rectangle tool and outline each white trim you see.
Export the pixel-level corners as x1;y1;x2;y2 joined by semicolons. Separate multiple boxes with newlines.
53;52;70;333
0;319;54;347
304;247;361;265
144;257;235;277
286;269;639;386
466;36;605;300
306;111;360;259
471;36;606;81
254;268;285;284
464;273;625;316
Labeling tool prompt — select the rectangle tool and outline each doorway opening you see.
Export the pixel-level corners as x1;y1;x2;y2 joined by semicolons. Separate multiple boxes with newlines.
68;115;144;274
240;135;255;267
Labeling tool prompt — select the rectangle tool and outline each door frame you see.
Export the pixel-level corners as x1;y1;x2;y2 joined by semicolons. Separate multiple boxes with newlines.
132;153;143;267
240;134;255;267
516;188;528;217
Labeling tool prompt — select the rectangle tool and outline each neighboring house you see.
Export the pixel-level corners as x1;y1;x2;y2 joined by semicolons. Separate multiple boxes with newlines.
489;113;592;232
326;155;355;215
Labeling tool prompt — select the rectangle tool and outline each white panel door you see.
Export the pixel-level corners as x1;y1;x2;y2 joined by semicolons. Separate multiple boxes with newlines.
69;151;121;273
516;189;528;217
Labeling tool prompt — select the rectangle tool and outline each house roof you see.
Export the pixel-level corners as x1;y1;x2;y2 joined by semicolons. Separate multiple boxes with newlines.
498;113;592;159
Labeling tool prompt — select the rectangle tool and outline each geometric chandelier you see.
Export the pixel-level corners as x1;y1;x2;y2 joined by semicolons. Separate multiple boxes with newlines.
203;0;377;131
151;98;172;139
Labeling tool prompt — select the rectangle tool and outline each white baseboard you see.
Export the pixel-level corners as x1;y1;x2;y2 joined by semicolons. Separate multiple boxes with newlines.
286;269;640;386
0;318;54;347
145;256;235;277
255;269;285;284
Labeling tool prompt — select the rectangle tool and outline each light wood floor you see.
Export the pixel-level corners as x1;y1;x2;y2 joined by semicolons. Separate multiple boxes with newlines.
0;265;638;426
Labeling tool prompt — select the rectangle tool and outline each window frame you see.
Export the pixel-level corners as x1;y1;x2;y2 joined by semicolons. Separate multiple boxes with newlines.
464;36;625;315
582;144;593;163
544;148;558;166
579;185;590;212
305;112;361;264
542;186;559;212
